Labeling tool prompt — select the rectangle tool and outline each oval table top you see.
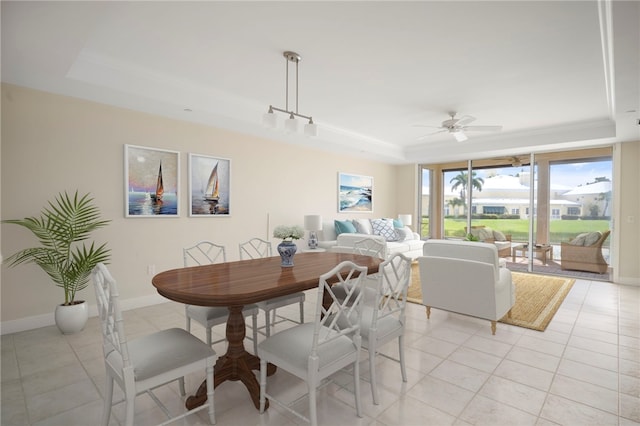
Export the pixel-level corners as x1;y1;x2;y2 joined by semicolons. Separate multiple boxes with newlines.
152;251;382;307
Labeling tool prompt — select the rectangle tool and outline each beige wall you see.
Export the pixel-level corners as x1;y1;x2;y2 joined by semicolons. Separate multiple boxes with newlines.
0;84;400;329
615;141;640;284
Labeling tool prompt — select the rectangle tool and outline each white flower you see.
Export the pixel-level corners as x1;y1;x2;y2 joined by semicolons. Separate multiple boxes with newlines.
273;225;304;241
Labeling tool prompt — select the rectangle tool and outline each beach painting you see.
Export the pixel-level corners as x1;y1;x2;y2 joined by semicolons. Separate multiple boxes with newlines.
125;145;179;217
338;172;373;213
189;153;231;216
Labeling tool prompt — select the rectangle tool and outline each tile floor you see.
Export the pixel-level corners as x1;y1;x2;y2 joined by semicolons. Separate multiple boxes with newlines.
1;278;639;426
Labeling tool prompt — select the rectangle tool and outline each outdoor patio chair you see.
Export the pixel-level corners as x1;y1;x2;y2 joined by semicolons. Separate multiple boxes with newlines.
560;230;610;274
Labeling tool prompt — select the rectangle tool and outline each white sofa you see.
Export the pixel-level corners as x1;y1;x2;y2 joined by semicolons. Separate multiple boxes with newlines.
417;239;515;334
317;219;425;260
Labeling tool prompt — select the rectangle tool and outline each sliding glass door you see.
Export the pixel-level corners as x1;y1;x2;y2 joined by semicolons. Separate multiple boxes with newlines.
422;147;613;280
546;157;613;274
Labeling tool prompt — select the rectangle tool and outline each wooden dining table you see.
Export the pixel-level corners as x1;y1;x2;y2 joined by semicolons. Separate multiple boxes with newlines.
151;251;382;411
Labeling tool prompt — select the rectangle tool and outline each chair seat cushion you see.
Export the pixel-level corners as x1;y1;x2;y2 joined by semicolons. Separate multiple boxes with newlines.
107;328;216;381
493;241;511;251
257;292;304;310
257;323;356;372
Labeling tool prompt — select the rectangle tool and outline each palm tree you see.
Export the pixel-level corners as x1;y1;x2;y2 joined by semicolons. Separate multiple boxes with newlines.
449;171;484;213
448;197;465;217
597;190;612;217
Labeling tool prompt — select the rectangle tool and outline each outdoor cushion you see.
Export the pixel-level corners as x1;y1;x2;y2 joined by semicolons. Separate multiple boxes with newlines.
493;230;507;241
584;231;602;246
471;227;494;241
479;228;494;241
568;232;589;246
471;228;496;241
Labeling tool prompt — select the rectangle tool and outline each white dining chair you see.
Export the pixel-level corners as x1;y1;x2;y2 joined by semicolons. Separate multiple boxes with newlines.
331;237;387;303
258;260;367;426
358;252;411;404
239;237;305;337
184;240;259;354
91;263;217;426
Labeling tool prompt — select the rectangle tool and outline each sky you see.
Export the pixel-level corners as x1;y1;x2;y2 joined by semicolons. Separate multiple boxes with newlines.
422;159;612;194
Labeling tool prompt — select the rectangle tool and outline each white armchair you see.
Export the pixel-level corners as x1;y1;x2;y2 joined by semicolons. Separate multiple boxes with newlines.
417;240;515;335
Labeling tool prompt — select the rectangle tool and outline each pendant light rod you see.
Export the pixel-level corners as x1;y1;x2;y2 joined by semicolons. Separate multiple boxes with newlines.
263;50;318;136
268;105;312;121
283;51;301;114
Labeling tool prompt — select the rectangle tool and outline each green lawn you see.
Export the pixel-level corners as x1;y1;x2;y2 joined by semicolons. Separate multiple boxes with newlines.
420;218;610;246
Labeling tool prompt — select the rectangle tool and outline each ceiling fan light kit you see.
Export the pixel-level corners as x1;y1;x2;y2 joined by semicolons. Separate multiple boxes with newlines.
263;51;318;137
453;130;468;142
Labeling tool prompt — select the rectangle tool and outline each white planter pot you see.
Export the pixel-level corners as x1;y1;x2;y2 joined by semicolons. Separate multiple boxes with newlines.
54;301;89;334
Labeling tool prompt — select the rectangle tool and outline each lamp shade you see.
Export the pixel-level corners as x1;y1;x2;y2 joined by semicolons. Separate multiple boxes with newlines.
398;214;412;226
304;121;318;137
284;116;299;133
262;111;277;128
304;215;322;231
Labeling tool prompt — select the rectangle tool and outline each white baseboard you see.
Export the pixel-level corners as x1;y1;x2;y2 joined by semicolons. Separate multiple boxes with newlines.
0;293;168;335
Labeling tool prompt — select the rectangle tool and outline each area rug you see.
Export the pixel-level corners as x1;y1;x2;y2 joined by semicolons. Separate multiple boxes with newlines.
407;264;575;332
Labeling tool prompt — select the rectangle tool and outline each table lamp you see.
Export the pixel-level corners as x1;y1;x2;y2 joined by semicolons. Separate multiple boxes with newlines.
304;215;322;249
398;214;412;229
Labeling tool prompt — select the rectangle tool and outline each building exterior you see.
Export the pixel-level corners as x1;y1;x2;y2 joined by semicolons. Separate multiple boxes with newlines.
426;172;611;220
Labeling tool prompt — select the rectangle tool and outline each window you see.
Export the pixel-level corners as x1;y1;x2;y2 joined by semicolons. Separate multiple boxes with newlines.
420;167;431;238
551;208;560;219
567;207;580;216
484;206;506;215
512;208;520;215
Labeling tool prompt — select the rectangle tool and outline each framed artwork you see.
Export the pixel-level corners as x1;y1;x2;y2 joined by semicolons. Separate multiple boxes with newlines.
189;153;231;216
338;172;373;213
124;145;180;217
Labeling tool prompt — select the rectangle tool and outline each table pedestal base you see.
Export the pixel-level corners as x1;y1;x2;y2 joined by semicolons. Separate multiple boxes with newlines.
185;305;276;411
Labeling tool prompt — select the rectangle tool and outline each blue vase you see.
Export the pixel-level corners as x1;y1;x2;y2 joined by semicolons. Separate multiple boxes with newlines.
277;241;298;267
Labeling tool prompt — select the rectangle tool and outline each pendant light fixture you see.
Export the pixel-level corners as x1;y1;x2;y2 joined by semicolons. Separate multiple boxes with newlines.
263;51;318;137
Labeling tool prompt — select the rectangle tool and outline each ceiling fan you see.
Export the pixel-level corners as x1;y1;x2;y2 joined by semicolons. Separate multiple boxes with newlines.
495;155;529;167
415;112;503;142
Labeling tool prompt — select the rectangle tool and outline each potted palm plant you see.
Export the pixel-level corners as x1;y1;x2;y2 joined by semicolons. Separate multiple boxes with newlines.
3;190;111;334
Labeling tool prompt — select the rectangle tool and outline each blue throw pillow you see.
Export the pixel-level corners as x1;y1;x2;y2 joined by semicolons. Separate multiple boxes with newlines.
392;218;404;228
334;219;357;235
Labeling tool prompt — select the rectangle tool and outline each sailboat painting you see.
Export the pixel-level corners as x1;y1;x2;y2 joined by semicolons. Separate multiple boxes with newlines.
189;153;231;216
125;145;180;217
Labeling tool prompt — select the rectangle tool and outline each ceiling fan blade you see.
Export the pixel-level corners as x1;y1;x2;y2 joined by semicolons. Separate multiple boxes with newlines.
416;129;447;140
453;115;476;127
453;130;468;142
462;125;503;132
412;124;444;129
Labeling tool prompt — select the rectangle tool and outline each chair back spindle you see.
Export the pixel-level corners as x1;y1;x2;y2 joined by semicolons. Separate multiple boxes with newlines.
239;238;273;260
314;261;367;356
183;241;226;266
92;263;131;372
